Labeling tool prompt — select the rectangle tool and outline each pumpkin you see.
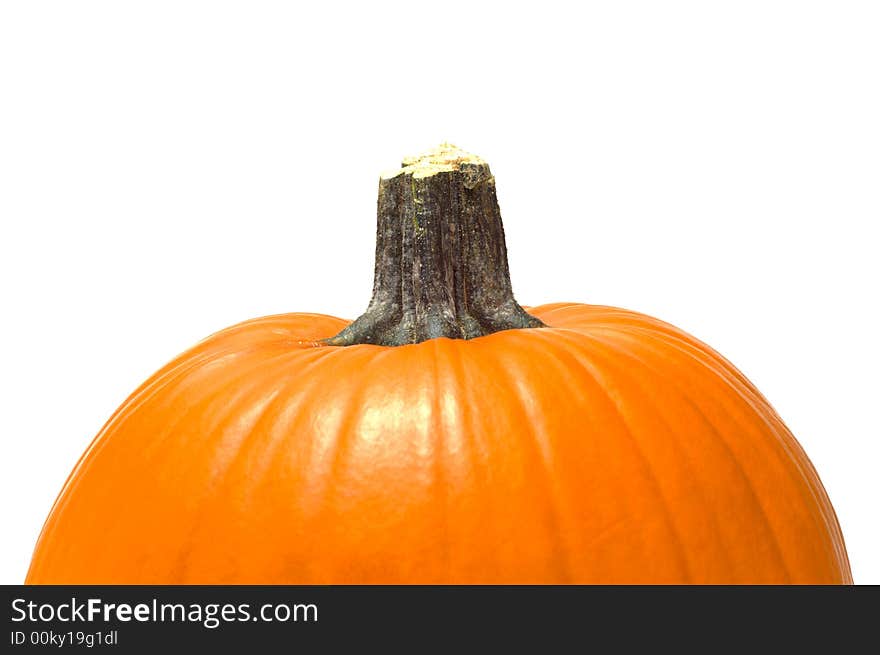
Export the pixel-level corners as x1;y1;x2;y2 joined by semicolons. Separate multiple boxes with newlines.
27;145;851;584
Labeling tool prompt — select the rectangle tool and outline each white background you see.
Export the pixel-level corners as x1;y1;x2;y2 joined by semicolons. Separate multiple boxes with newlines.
1;1;877;584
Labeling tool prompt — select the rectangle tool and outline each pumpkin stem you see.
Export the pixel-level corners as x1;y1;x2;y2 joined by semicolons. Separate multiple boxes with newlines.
326;144;543;346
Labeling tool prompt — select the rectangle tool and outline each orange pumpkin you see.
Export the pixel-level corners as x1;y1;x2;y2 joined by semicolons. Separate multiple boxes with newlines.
27;146;851;584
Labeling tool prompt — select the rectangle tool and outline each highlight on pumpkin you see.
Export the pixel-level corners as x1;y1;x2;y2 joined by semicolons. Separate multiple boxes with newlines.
25;146;852;585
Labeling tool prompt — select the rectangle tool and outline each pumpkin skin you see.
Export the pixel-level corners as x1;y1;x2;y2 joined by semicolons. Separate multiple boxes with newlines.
26;303;851;584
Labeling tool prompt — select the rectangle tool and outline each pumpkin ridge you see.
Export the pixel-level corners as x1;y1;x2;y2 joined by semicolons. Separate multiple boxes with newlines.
429;339;453;580
276;347;381;572
553;328;744;580
189;344;378;582
496;332;575;582
611;321;850;579
598;318;767;403
596;322;778;427
320;350;394;564
536;328;695;582
202;312;348;345
25;346;234;582
575;328;791;582
602;324;847;582
509;329;625;579
114;348;305;581
235;346;351;498
669;374;798;581
141;347;323;467
441;338;501;580
172;384;294;580
169;384;287;583
36;345;341;583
